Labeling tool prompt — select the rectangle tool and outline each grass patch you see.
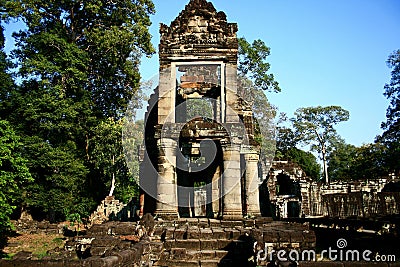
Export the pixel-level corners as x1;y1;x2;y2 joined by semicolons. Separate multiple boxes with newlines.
2;253;15;260
1;233;66;259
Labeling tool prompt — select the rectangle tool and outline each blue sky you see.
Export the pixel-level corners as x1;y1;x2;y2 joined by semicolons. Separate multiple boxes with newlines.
138;0;400;146
3;0;399;147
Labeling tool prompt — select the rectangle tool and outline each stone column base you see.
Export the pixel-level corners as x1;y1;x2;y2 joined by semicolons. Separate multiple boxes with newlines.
222;210;243;220
154;209;179;220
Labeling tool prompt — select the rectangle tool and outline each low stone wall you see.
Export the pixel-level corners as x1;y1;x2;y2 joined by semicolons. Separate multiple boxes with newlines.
11;219;67;235
323;192;400;218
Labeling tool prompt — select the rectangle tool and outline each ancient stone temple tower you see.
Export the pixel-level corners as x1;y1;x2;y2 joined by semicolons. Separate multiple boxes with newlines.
139;0;262;220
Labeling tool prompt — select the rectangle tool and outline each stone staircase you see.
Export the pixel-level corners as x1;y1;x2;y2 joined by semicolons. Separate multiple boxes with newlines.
150;218;316;267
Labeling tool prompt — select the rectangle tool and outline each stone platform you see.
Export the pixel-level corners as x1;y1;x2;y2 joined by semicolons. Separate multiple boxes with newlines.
3;217;398;266
0;217;317;267
151;217;315;267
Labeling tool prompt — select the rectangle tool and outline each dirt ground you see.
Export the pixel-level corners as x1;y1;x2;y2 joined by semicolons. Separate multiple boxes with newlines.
2;233;66;259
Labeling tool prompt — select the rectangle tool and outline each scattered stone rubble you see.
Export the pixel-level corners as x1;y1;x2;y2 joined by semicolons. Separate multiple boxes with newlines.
3;215;400;266
1;216;316;267
11;219;67;235
88;196;138;226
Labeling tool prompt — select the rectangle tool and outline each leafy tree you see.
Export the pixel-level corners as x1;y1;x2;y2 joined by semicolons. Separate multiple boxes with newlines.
291;106;350;184
23;136;91;221
0;120;32;244
121;118;144;202
0;23;13;119
274;115;320;180
285;148;321;181
0;25;32;246
237;74;277;166
328;141;389;181
238;37;280;92
353;143;389;180
275;113;300;158
4;0;155;118
379;49;400;175
1;0;155;220
185;98;214;120
327;140;357;181
90;118;141;203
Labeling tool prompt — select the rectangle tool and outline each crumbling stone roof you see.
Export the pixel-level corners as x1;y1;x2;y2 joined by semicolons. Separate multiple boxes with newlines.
159;0;238;50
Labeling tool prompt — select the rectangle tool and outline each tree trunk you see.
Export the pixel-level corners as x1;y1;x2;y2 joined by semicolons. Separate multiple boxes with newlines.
109;173;115;196
108;155;116;196
322;149;329;184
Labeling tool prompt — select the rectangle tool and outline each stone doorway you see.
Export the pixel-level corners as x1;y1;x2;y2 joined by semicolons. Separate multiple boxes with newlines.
177;138;223;218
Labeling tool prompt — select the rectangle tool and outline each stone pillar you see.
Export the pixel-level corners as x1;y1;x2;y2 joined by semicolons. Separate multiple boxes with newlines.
155;138;179;219
225;64;239;123
158;67;175;124
211;164;222;218
222;145;242;219
244;153;261;217
300;180;311;217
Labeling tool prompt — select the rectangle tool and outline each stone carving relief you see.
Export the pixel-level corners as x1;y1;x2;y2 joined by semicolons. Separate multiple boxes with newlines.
159;0;238;48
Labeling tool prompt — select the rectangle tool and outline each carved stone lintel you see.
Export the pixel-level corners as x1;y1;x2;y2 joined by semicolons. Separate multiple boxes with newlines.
159;0;238;52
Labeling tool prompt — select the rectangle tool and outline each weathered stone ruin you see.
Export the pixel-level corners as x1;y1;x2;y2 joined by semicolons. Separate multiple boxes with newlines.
266;160;400;219
139;0;262;220
88;196;138;226
267;161;311;219
1;217;317;267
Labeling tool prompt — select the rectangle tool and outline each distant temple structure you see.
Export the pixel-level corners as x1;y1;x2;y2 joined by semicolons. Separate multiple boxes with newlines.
139;0;262;220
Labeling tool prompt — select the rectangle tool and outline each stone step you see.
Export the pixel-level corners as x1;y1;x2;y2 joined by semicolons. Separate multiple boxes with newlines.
159;260;200;267
155;225;252;241
168;249;229;260
164;238;248;251
132;258;251;267
199;259;220;267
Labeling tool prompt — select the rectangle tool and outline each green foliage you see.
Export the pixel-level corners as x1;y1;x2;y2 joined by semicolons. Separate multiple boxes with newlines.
236;37;280;163
238;37;280;92
0;24;14;119
237;75;277;163
285;148;321;181
90;118;139;203
328;141;389;181
379;49;400;174
0;120;32;239
291;106;350;183
275;113;300;157
22;135;91;220
0;25;32;244
185;98;213;120
0;0;155;221
4;0;155;118
327;141;356;181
